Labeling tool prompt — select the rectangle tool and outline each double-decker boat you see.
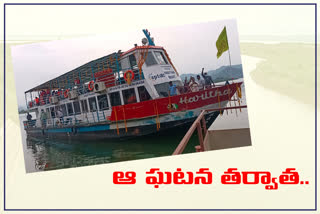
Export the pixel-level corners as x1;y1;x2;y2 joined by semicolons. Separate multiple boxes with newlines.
23;29;242;140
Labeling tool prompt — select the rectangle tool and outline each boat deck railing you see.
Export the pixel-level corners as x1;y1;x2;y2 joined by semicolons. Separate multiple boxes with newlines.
23;110;110;130
172;105;247;155
27;72;144;109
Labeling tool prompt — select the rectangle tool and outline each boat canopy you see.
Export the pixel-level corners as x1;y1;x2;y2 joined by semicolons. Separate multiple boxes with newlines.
24;51;122;93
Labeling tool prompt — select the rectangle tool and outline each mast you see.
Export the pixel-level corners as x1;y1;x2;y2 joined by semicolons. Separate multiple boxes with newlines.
226;26;232;69
228;49;232;67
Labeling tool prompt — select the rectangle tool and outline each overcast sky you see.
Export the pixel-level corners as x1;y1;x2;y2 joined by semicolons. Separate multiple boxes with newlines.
12;19;242;107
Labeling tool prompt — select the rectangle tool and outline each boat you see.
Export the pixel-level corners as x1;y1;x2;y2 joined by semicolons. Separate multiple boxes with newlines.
23;29;242;140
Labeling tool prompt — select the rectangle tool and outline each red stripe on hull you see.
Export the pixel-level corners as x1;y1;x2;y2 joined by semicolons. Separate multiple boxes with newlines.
109;82;242;122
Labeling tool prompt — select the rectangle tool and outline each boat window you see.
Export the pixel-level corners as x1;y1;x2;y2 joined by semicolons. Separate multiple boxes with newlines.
97;94;109;110
110;92;122;107
73;101;81;115
154;51;168;65
54;106;60;115
120;57;130;70
145;52;157;66
138;86;151;102
60;104;67;116
50;107;56;118
66;103;74;115
122;88;137;104
154;81;183;97
129;54;137;68
88;97;98;112
80;100;89;113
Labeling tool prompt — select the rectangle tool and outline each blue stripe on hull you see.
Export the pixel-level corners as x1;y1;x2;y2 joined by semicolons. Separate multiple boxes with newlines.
47;128;72;133
26;111;218;140
28;124;110;134
77;124;110;132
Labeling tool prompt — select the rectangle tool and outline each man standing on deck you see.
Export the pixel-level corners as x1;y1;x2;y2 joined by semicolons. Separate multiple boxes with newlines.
201;68;215;88
196;75;205;90
56;108;64;123
26;112;32;121
40;109;47;128
168;81;177;96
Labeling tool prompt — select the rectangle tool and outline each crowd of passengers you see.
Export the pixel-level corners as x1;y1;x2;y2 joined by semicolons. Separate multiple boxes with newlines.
30;69;228;108
30;71;143;107
168;69;229;96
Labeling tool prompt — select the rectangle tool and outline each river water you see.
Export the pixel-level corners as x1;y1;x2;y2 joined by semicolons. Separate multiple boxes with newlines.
20;114;203;173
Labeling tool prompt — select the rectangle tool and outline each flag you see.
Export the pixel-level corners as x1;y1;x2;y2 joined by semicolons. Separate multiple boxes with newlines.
216;26;229;58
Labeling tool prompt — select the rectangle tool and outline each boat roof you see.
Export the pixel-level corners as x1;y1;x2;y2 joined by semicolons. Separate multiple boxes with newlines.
121;45;163;57
25;51;122;93
25;45;165;94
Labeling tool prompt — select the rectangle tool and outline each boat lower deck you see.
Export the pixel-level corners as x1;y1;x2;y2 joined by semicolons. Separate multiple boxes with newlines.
26;111;220;141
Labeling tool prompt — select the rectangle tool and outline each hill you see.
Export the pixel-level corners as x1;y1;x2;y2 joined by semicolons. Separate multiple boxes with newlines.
180;64;243;83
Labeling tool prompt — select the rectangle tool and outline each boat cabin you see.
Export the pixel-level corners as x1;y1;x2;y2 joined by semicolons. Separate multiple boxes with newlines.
24;31;183;129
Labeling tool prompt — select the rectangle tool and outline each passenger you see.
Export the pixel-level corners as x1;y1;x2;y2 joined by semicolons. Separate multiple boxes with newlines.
56;108;64;123
201;68;214;88
40;90;45;105
55;89;61;100
183;77;190;93
40;109;47;128
26;112;32;121
127;94;137;104
168;81;177;96
188;77;199;92
196;75;205;90
35;97;40;106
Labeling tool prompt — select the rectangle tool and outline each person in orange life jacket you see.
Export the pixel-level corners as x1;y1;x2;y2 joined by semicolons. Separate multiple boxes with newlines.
127;94;137;104
35;97;40;106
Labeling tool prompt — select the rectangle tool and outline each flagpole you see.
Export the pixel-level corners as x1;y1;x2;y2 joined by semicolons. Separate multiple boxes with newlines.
228;49;232;67
226;26;232;68
225;27;236;113
226;28;233;84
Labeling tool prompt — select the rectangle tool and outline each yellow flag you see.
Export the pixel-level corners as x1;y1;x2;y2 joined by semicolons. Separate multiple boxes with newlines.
216;26;229;58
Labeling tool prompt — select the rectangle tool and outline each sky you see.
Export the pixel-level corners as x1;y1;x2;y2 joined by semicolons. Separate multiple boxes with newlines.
11;20;242;107
8;3;315;107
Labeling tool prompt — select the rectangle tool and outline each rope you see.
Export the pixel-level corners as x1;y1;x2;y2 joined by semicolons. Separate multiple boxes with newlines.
122;106;128;133
227;84;232;114
168;91;172;111
156;101;160;130
217;89;222;115
137;46;149;79
233;85;238;117
153;101;160;131
236;83;242;112
163;49;179;76
156;102;160;129
114;107;119;135
236;83;242;98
